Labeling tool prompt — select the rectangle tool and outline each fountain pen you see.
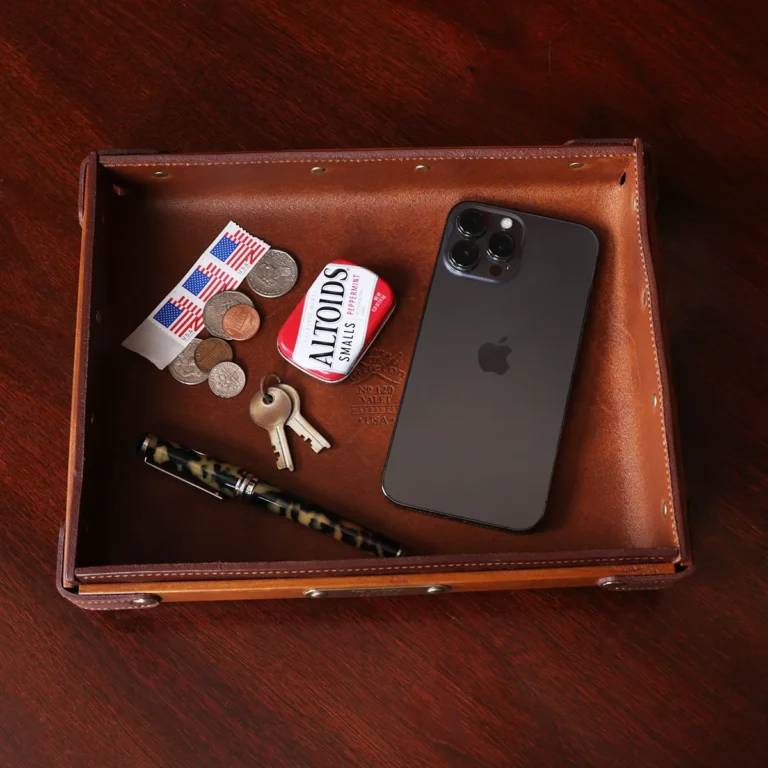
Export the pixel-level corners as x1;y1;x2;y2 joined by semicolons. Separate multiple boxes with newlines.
138;433;404;558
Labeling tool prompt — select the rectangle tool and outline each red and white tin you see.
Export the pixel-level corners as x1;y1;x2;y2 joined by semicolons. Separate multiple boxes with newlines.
277;260;396;383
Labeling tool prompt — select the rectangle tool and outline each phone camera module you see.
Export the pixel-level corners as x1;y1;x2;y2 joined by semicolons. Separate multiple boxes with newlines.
457;209;486;238
449;240;479;271
487;232;515;262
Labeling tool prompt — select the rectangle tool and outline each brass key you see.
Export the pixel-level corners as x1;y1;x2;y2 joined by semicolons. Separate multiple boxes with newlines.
249;387;294;471
279;383;331;453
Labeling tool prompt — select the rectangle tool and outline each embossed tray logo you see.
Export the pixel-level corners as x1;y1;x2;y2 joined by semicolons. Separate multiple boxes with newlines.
349;349;406;426
349;349;406;385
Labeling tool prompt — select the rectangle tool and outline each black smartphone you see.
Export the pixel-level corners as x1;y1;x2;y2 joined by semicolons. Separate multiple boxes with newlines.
382;202;598;531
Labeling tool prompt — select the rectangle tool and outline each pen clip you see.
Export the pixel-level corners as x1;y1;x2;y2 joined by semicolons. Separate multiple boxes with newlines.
143;457;224;500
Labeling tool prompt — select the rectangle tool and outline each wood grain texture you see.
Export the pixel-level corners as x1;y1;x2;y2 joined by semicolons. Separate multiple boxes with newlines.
0;1;765;766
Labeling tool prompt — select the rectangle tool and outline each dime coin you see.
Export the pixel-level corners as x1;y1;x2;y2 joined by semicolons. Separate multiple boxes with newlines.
194;338;234;372
203;291;254;340
246;249;298;298
208;361;246;398
222;304;261;340
168;339;208;385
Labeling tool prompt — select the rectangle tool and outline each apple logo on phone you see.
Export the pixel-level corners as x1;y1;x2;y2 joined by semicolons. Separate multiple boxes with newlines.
478;337;511;375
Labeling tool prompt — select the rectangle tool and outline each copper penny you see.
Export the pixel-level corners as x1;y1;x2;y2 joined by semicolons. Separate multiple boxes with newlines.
222;304;261;340
194;338;233;372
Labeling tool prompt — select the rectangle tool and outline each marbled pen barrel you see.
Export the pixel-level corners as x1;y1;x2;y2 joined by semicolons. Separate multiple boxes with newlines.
240;480;403;558
138;434;403;558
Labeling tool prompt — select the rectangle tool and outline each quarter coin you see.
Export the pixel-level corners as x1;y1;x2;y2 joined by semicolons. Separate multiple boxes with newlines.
246;249;298;297
168;339;208;385
203;291;254;340
222;304;261;340
208;361;246;398
194;338;234;372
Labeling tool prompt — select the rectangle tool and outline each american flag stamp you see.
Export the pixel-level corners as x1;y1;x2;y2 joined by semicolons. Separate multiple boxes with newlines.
209;227;270;276
123;221;269;369
152;294;204;340
182;262;238;302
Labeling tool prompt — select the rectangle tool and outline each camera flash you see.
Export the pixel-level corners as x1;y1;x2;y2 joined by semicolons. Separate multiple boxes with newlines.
500;217;513;230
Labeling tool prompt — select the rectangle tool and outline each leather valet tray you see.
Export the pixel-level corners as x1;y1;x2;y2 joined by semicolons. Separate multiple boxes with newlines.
59;141;691;610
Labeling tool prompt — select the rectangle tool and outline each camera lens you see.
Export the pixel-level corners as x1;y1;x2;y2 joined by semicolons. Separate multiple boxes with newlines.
457;209;486;238
487;232;515;262
449;240;479;271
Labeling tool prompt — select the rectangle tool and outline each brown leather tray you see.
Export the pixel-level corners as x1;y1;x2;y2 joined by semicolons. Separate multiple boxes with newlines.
60;141;691;610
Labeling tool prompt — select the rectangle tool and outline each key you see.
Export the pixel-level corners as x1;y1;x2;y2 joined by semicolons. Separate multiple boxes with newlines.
279;383;331;453
249;387;294;471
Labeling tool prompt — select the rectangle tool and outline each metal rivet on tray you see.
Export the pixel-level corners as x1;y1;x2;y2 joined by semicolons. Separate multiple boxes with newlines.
153;171;168;178
305;589;328;598
569;162;584;169
426;585;449;594
311;166;326;174
642;291;649;307
95;310;102;324
662;502;668;517
132;597;157;606
415;164;430;171
652;393;658;408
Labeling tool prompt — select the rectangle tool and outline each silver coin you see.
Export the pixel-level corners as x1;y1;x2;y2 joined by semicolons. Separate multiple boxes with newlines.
168;339;209;385
208;361;246;398
203;291;254;340
246;249;298;298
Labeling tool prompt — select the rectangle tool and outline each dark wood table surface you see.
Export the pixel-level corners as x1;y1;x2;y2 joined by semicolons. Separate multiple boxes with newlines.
1;2;765;766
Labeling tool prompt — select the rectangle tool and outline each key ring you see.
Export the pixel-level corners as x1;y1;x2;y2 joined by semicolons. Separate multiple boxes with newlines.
259;372;282;404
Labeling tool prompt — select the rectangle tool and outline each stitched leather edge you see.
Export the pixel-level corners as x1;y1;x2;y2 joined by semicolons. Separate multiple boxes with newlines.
57;524;160;611
635;143;690;563
77;556;670;580
631;146;679;550
564;138;635;146
101;152;629;168
66;153;99;588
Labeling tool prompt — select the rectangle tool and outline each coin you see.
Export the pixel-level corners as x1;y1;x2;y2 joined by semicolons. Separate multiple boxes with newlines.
168;339;208;385
246;249;298;297
222;304;261;340
194;338;233;372
203;291;254;340
208;361;246;398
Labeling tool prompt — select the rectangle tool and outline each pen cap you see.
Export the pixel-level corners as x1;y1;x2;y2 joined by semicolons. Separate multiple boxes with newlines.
138;434;245;498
